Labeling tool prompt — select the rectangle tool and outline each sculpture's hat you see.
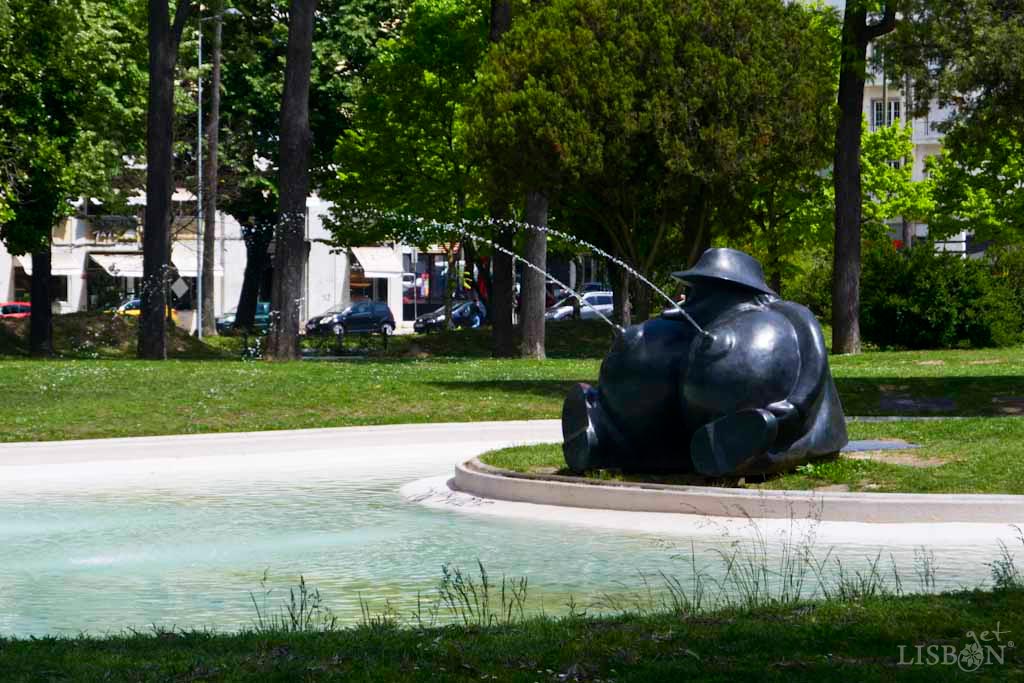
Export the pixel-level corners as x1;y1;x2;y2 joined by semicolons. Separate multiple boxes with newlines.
672;248;776;296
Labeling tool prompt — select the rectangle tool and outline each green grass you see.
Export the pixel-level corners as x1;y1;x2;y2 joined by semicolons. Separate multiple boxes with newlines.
1;340;1023;443
480;417;1024;494
0;312;231;360
1;589;1021;681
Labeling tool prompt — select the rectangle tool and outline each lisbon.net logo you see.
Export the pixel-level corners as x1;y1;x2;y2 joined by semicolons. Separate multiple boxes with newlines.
898;623;1015;672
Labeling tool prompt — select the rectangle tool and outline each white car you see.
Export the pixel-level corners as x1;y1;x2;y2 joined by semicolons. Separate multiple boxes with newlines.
545;291;614;321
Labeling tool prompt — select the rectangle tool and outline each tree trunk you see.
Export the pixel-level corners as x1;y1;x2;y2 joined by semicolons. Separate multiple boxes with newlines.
612;266;632;327
29;247;53;357
631;274;652;322
140;1;193;360
488;0;515;356
682;187;711;268
201;9;224;337
267;0;317;360
765;220;783;294
520;190;547;359
490;202;515;357
443;246;457;332
832;1;896;355
235;223;272;329
489;0;511;41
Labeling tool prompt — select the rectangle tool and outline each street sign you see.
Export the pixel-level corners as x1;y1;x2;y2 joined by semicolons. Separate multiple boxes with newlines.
171;278;189;299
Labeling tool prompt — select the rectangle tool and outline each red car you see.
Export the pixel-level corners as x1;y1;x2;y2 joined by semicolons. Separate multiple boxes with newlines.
0;302;31;319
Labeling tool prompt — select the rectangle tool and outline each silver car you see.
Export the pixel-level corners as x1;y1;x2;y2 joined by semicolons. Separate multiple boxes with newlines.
545;291;614;321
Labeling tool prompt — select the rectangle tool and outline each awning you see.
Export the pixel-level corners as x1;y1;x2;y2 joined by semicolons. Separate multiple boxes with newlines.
89;253;144;278
88;249;222;279
170;245;223;277
350;246;402;279
16;253;82;276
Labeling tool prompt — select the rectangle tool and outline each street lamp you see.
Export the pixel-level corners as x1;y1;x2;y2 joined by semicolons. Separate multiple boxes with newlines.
196;5;242;338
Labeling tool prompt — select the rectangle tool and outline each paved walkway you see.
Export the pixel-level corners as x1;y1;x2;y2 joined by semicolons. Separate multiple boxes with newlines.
0;420;563;467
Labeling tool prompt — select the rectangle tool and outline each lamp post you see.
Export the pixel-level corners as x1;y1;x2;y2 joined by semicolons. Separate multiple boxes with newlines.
197;4;242;338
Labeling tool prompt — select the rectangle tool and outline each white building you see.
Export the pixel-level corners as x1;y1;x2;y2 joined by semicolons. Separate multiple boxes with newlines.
0;193;406;329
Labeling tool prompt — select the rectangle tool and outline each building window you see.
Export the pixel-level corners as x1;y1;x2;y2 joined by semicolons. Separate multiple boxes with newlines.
51;276;68;302
871;99;902;130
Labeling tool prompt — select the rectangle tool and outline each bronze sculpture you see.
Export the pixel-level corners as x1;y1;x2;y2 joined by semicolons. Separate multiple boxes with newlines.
562;248;847;477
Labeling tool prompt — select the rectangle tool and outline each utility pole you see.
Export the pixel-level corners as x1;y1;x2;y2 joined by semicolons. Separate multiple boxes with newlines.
197;4;241;338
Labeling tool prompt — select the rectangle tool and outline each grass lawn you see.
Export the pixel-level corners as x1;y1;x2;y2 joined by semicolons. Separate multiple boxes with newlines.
0;317;1022;442
1;589;1022;681
479;417;1024;494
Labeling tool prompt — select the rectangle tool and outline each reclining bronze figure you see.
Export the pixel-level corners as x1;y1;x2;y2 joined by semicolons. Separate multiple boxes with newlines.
561;248;847;477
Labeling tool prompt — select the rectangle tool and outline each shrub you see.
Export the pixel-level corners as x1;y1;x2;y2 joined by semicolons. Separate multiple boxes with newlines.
860;241;1023;349
783;247;833;321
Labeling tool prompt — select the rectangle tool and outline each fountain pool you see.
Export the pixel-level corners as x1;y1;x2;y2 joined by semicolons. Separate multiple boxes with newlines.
0;421;1016;636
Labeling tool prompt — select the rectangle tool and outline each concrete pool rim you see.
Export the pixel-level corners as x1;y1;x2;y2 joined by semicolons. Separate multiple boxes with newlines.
452;458;1024;524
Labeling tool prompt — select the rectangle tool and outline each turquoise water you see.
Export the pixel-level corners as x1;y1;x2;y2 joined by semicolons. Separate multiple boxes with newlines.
0;446;1005;636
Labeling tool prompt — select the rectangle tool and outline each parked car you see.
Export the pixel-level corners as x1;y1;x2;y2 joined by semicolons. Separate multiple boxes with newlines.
413;300;487;333
217;302;271;333
545;291;614;321
114;298;180;325
0;302;31;319
580;281;611;293
305;301;396;337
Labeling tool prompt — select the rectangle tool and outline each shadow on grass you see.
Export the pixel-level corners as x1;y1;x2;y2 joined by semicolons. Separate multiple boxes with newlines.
433;375;1024;417
428;379;583;400
836;376;1024;416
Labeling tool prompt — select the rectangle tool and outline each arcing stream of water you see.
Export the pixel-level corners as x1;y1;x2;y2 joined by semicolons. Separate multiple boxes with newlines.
334;207;711;337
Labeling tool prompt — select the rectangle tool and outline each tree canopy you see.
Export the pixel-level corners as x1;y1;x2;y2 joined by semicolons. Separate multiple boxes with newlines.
468;0;840;313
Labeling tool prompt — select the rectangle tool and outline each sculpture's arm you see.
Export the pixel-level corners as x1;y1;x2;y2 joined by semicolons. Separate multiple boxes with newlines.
765;301;829;442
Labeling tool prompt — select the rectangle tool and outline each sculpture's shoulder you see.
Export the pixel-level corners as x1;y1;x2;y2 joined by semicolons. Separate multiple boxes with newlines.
770;299;831;360
766;300;825;340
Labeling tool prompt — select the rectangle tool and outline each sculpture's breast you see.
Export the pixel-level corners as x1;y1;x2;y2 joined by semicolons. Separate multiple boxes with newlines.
683;308;800;420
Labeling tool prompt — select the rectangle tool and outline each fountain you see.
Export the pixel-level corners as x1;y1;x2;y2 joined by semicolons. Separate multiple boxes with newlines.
334;208;846;476
561;248;848;477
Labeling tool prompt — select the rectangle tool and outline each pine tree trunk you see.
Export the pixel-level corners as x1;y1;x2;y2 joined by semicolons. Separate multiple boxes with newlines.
267;0;317;360
201;10;224;336
520;190;547;359
140;1;193;359
490;203;515;357
29;247;53;357
612;266;632;327
832;2;895;355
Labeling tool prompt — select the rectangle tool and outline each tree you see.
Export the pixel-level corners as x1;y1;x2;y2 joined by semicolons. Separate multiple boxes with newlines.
470;0;840;327
832;0;895;355
887;0;1024;246
926;127;1024;243
891;0;1024;137
218;0;404;331
0;0;147;356
326;0;489;332
487;0;515;357
266;0;317;360
724;5;839;295
860;121;933;235
141;0;196;359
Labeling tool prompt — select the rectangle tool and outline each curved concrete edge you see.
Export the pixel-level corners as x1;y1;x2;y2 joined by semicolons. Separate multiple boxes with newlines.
453;458;1024;524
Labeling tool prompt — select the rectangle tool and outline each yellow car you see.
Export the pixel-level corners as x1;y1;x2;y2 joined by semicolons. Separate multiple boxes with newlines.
115;298;181;325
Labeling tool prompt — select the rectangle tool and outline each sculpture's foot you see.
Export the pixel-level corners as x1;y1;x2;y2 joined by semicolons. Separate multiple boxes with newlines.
690;409;778;477
561;383;605;473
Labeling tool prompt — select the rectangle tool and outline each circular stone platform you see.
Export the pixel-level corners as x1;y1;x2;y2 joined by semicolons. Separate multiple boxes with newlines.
451;457;1024;524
